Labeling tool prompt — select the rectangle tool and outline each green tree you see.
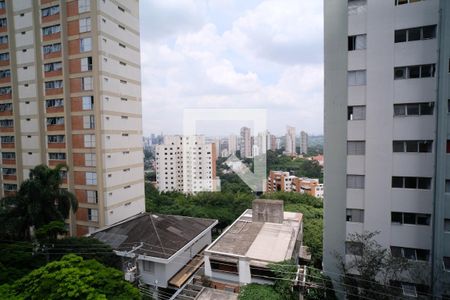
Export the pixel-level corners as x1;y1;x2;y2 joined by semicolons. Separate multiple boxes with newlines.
239;284;282;300
0;254;140;300
0;164;78;240
269;260;298;300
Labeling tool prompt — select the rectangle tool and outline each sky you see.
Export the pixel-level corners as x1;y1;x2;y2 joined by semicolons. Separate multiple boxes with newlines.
139;0;324;137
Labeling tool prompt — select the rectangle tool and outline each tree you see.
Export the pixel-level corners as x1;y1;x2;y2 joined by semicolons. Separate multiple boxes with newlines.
269;260;298;300
0;164;78;240
239;284;282;300
336;231;411;300
0;254;140;299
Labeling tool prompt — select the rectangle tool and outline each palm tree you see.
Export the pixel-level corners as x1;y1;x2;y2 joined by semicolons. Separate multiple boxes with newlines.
0;164;78;240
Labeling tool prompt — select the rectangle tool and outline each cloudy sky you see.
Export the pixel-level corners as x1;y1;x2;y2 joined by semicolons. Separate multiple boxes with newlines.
139;0;323;136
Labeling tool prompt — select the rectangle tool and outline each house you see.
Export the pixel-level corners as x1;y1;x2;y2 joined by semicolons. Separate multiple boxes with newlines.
90;212;217;289
267;170;324;198
203;199;303;292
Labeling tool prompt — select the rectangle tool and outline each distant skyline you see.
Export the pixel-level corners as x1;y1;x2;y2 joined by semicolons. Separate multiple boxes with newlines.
139;0;324;136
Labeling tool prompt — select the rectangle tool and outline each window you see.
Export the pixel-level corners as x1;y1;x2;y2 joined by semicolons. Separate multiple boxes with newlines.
348;34;366;51
80;37;92;52
348;70;366;86
3;183;17;191
395;0;426;5
84;134;95;147
393;140;433;153
0;69;10;78
143;261;154;273
48;135;64;143
391;176;431;189
391;212;431;226
0;119;13;127
88;208;98;222
348;106;366;120
42;25;60;36
345;241;363;256
1;136;14;143
0;35;7;45
347;141;365;155
85;153;96;166
41;5;59;17
45;80;63;89
87;190;98;204
394;64;436;79
0;1;5;9
346;209;364;222
118;24;125;30
47;117;64;125
402;283;417;298
0;52;9;61
80;57;92;71
44;61;62;72
347;175;365;189
446;180;450;193
82;96;94;110
443;257;450;272
49;152;66;160
46;98;64;108
348;0;366;15
43;43;61;54
391;246;430;261
445;219;450;232
118;5;125;12
86;172;97;185
78;0;90;13
79;17;91;33
1;152;15;159
119;43;126;48
83;115;95;129
2;168;16;175
0;18;6;28
82;77;93;90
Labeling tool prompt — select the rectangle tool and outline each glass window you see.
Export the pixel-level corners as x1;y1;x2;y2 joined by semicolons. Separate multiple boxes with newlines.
80;57;92;72
403;248;416;260
421;64;435;77
347;141;365;155
348;70;366;86
418;141;432;153
417;214;430;225
143;261;155;273
86;172;97;185
82;77;93;90
393;141;404;152
404;177;417;189
79;17;91;33
88;208;98;221
394;67;406;79
80;37;92;52
78;0;90;13
445;219;450;232
392;177;404;188
408;28;421;41
85;153;96;166
405;141;418;152
393;104;406;116
422;25;436;39
443;257;450;271
417;177;431;189
82;96;94;110
394;29;407;43
347;175;365;189
420;102;434;115
87;190;98;204
403;213;416;224
84;134;95;147
408;66;420;78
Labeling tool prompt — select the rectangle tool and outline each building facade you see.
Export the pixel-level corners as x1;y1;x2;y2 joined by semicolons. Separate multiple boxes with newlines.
300;131;308;155
0;0;145;235
324;0;450;297
228;134;237;156
266;170;323;198
239;126;251;158
155;135;219;193
284;125;296;156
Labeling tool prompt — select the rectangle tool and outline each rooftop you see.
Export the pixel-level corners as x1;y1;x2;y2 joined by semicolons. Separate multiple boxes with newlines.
206;208;302;263
91;213;217;259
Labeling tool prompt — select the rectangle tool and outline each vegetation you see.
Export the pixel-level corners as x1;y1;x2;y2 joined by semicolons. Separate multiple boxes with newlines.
336;231;411;299
266;150;322;182
239;284;282;300
0;254;140;300
0;164;78;240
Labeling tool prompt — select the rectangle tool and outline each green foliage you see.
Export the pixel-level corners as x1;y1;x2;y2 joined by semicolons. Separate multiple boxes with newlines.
266;150;323;182
304;268;336;300
269;260;298;300
239;284;282;300
35;220;67;241
146;182;254;230
1;254;140;300
0;164;78;240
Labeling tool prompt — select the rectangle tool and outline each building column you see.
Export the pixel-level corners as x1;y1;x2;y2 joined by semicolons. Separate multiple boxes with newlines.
204;254;212;277
238;257;251;285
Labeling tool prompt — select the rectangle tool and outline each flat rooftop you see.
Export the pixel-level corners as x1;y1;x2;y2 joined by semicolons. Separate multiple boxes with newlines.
91;213;217;259
207;209;302;263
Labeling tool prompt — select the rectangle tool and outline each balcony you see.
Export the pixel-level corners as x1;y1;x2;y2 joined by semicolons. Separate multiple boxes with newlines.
3;174;16;181
44;69;63;78
42;32;61;42
2;158;15;165
49;159;66;166
42;14;60;24
44;50;61;60
1;142;14;148
48;142;65;149
46;106;64;114
0;91;11;101
45;87;63;96
47;124;64;131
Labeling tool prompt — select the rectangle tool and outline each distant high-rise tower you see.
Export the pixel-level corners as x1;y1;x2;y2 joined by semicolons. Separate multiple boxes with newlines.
324;0;450;297
0;0;145;235
300;131;308;154
228;134;238;155
240;127;252;158
284;126;296;156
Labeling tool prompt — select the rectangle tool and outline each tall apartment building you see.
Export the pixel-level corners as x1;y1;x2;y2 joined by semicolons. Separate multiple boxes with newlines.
0;0;145;236
300;131;308;155
284;125;296;156
155;135;219;193
240;126;252;158
324;0;450;297
228;134;237;156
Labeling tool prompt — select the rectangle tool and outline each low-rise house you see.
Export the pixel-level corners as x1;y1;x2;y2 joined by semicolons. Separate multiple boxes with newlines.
203;199;303;292
267;170;324;198
90;212;217;289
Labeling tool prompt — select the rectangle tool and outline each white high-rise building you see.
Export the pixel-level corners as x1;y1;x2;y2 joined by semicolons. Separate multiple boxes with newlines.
324;0;450;297
240;127;252;158
300;131;308;155
284;126;296;156
228;134;238;156
155;135;219;194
